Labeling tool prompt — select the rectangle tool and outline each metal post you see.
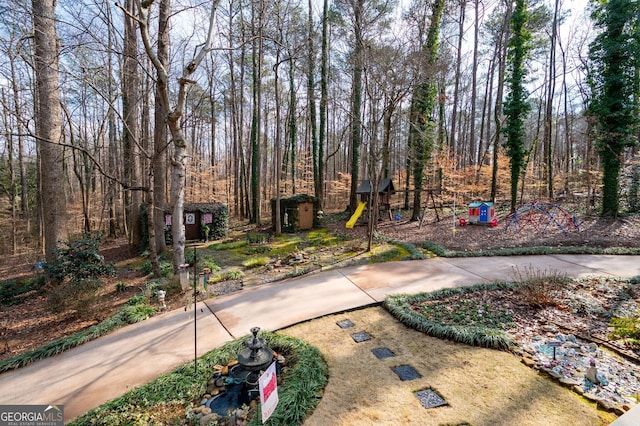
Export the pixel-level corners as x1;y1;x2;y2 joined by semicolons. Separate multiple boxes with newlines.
193;245;197;376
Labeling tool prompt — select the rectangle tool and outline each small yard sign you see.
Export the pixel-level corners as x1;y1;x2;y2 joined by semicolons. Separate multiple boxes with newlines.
259;361;278;423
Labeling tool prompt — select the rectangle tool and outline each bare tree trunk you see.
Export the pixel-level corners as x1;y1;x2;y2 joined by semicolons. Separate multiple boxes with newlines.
470;0;480;167
134;0;221;271
308;0;321;207
544;0;560;198
450;0;466;154
249;0;263;224
123;0;141;251
153;0;170;253
490;1;512;202
33;0;68;262
349;0;365;214
318;0;329;210
1;89;17;254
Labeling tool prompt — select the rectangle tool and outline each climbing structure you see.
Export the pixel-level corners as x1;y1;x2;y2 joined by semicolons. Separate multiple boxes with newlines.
505;201;580;235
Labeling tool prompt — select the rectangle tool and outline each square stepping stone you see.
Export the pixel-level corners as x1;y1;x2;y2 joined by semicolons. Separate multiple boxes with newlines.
336;319;355;329
414;388;448;409
392;364;422;381
350;331;372;343
371;347;395;359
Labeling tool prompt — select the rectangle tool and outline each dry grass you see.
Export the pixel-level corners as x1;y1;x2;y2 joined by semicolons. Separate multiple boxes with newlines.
282;307;616;426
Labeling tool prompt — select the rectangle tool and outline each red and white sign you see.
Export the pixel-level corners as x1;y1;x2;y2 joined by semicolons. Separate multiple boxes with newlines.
259;361;278;423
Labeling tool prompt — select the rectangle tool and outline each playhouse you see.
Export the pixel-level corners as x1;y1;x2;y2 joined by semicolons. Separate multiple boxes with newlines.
460;201;497;226
347;179;396;228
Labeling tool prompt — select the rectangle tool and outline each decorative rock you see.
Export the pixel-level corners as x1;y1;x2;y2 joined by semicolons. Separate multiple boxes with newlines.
613;406;626;416
201;407;212;415
573;385;585;395
547;369;563;379
521;357;536;368
567;334;577;343
588;343;598;352
583;393;600;402
541;325;557;333
623;404;633;412
560;378;582;388
200;413;219;425
597;398;616;412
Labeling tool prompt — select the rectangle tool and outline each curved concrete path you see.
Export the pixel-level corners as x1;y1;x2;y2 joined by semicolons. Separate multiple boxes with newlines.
1;255;639;423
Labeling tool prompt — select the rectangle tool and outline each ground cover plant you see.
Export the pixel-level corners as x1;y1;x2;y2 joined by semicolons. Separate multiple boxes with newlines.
68;332;327;426
385;282;518;350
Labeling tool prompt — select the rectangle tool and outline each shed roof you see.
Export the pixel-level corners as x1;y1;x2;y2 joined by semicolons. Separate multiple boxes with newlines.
356;179;396;195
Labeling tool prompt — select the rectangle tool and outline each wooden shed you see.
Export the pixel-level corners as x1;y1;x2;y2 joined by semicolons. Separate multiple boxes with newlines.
164;202;228;243
271;194;320;232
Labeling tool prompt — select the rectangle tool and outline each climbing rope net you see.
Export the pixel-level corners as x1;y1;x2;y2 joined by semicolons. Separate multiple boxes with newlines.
505;201;580;235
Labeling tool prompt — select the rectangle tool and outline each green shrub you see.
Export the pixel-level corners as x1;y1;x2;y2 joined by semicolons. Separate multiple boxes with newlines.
242;256;270;268
208;240;247;250
225;269;243;280
122;304;156;323
44;235;115;283
127;295;146;306
0;276;46;306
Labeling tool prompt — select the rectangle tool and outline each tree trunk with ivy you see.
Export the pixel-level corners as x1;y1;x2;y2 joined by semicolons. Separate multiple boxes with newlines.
408;0;445;221
587;0;640;217
503;0;531;212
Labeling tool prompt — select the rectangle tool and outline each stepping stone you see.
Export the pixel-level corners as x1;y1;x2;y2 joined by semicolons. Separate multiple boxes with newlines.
336;319;355;329
392;365;421;381
351;331;371;343
414;388;448;409
371;347;395;359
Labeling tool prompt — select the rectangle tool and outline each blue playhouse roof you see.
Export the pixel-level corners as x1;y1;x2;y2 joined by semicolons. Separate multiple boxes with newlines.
469;201;493;208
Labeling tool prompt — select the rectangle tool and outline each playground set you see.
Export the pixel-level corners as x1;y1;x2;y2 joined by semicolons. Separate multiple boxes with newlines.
346;179;396;228
505;200;580;234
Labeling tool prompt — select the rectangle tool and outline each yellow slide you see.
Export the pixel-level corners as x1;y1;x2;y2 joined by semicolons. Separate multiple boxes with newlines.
346;202;367;228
